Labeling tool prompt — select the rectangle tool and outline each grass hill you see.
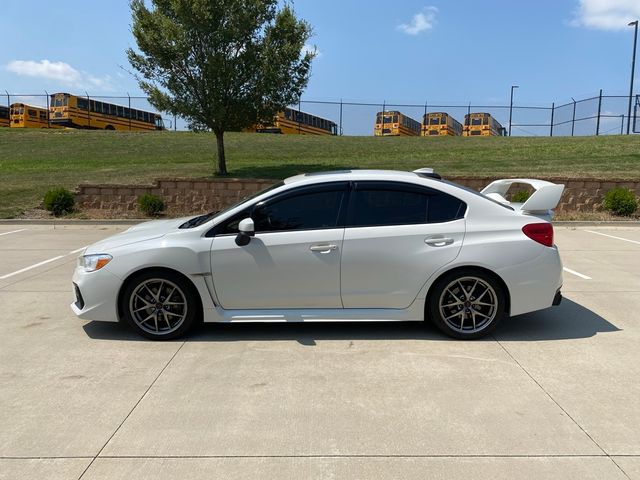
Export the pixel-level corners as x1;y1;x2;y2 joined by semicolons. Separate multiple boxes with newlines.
1;128;639;217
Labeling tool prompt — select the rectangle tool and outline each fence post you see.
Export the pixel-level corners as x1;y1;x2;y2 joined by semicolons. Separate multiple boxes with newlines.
127;93;131;131
621;115;625;135
549;103;555;137
85;91;91;129
44;90;50;127
297;97;301;134
174;114;177;132
339;98;343;136
571;97;576;136
595;89;603;136
635;95;639;133
380;100;386;136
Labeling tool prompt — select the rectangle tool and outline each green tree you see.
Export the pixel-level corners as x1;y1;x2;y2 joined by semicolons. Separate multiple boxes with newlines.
128;0;315;175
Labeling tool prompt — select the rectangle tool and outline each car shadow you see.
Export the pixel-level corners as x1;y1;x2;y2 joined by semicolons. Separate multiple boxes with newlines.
82;298;619;344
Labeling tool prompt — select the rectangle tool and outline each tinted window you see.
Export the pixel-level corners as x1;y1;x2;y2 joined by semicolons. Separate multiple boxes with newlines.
428;192;466;223
253;190;345;232
350;188;428;227
77;97;88;110
349;184;466;227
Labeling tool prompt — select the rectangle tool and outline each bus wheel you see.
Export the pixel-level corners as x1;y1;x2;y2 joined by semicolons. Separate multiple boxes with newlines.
105;125;115;130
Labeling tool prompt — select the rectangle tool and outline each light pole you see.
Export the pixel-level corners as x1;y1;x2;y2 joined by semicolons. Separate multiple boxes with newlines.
508;85;519;137
627;20;638;134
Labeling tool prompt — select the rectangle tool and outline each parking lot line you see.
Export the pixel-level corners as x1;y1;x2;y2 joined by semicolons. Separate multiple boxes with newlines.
585;230;640;246
70;246;87;254
563;267;592;280
0;255;66;280
0;229;26;237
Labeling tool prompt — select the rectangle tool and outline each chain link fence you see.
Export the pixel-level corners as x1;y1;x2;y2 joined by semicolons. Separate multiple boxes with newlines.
2;90;637;136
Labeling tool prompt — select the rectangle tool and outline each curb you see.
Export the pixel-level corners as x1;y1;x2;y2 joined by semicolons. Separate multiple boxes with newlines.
0;219;145;226
553;221;640;226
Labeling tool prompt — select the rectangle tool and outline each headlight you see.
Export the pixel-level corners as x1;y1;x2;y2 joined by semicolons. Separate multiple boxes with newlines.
78;254;112;272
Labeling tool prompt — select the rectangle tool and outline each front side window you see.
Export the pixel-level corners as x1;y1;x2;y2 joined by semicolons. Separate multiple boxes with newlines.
253;189;345;233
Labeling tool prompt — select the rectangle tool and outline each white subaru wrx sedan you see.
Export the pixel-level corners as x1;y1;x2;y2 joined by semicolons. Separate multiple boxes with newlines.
72;169;564;340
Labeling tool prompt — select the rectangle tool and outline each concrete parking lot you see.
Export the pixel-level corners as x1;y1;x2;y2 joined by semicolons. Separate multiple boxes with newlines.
1;222;639;479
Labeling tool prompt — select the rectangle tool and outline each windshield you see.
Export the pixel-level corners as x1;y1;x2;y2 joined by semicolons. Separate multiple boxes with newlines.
179;181;284;229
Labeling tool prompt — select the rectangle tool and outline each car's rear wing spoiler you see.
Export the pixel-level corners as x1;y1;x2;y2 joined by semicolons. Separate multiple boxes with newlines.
480;179;565;219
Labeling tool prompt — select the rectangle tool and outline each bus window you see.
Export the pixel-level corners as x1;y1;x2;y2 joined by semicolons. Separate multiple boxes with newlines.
77;98;88;110
472;118;482;126
28;109;37;117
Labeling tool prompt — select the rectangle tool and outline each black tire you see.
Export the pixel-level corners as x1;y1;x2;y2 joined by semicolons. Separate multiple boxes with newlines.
105;125;115;130
120;270;200;340
427;269;506;340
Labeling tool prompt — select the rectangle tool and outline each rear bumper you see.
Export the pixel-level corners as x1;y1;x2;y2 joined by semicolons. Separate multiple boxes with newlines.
553;288;563;306
498;245;563;316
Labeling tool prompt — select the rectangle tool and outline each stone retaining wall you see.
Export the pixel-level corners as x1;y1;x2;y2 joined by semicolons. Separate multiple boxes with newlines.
75;176;640;215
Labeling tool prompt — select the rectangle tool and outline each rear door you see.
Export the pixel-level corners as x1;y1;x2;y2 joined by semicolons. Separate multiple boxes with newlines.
340;181;466;309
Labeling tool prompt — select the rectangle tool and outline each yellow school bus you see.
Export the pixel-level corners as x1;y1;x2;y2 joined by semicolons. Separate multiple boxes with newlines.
422;112;463;136
10;103;58;128
374;110;421;136
463;112;505;136
49;92;165;131
250;108;337;135
0;105;9;127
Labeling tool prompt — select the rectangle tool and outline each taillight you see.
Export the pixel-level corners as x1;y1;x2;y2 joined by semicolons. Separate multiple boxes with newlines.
522;223;554;247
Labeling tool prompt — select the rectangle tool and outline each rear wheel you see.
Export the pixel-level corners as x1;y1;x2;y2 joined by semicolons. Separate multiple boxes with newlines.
428;270;506;339
120;270;199;340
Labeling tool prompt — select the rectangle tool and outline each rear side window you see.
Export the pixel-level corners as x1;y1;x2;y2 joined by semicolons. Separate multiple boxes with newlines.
428;191;466;223
349;189;428;227
348;182;466;227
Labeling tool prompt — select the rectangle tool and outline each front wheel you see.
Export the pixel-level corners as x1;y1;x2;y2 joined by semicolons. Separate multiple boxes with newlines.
120;271;199;340
428;270;506;339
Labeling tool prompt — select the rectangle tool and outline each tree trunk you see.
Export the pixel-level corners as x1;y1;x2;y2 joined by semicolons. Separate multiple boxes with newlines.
214;130;227;175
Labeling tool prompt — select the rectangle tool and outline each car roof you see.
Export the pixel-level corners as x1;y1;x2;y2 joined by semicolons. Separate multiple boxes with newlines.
284;169;426;185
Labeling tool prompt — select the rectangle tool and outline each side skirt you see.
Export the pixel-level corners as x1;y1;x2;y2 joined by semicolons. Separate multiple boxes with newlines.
203;304;426;323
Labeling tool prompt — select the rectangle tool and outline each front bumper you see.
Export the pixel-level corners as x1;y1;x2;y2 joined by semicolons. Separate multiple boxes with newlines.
71;265;122;322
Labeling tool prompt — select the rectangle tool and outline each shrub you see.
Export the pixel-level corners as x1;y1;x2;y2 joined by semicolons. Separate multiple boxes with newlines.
511;190;531;203
603;187;638;216
138;193;165;216
43;187;75;216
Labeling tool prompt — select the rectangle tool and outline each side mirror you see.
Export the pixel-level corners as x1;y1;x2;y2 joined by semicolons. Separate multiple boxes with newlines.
235;218;255;246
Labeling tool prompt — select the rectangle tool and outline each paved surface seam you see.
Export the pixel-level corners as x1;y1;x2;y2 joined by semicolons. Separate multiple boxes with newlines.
492;335;631;479
77;341;187;480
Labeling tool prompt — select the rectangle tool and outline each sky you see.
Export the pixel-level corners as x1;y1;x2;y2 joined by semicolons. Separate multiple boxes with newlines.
1;0;639;135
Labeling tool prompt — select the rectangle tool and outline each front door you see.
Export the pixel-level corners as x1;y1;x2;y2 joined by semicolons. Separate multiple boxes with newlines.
210;183;348;310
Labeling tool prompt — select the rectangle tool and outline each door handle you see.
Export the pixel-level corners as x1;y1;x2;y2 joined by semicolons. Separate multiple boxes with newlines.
309;244;338;253
425;236;454;247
